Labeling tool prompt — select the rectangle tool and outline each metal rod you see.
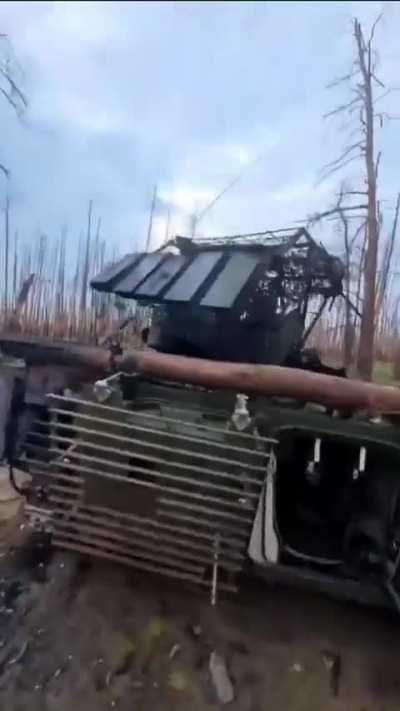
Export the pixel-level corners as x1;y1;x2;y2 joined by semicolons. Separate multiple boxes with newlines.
25;440;261;501
211;533;221;606
48;394;274;446
35;415;268;473
48;405;269;459
53;519;241;573
29;429;266;487
48;498;243;563
25;444;259;512
52;538;237;592
158;497;253;526
49;493;245;549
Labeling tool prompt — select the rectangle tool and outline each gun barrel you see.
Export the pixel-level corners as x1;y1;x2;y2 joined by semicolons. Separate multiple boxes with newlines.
1;334;399;415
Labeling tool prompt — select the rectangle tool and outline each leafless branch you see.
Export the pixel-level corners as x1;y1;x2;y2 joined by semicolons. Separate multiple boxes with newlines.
377;192;400;313
0;160;10;179
0;65;27;112
374;150;381;180
323;96;361;119
319;153;363;181
368;13;383;46
350;219;367;249
325;69;359;90
376;111;400;122
307;203;367;226
322;142;363;171
371;72;385;88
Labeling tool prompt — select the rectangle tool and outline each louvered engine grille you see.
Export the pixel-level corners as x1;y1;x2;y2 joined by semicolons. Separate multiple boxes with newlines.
25;393;275;595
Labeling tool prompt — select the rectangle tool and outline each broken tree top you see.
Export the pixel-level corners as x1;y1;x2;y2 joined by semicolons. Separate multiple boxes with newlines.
91;228;345;309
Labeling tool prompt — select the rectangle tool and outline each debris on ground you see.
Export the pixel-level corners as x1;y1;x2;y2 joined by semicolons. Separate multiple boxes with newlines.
0;533;396;711
209;650;235;704
290;661;304;673
7;639;29;666
322;650;341;697
168;643;180;660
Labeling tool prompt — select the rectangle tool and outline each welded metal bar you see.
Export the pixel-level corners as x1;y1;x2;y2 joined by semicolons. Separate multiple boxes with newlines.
47;404;271;460
156;509;249;545
35;416;268;474
25;441;262;502
28;449;260;512
53;518;241;572
211;533;221;606
158;496;254;522
51;538;237;592
22;458;83;486
53;529;205;575
49;500;244;562
48;394;274;443
29;429;266;488
48;493;246;549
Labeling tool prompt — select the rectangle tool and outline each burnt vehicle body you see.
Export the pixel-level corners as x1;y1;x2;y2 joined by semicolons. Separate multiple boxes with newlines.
2;227;400;611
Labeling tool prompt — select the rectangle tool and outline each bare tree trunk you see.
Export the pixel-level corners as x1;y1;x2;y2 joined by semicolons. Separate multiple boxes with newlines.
377;192;400;315
80;200;93;338
355;19;379;380
12;229;18;307
4;195;9;317
337;209;354;365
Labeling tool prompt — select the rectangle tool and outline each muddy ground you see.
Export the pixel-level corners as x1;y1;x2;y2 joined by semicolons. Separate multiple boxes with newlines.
0;538;399;711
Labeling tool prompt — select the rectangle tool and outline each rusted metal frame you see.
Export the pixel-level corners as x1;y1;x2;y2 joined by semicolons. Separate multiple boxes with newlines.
48;404;272;459
36;415;268;474
51;539;238;592
48;492;246;549
24;440;262;501
48;498;244;561
53;518;242;573
48;394;275;446
36;429;265;488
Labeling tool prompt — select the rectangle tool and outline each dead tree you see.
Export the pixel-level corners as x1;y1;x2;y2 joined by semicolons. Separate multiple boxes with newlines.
315;15;398;380
0;35;27;178
354;18;380;381
376;192;400;316
80;200;93;332
4;195;9;316
307;184;365;368
338;205;354;366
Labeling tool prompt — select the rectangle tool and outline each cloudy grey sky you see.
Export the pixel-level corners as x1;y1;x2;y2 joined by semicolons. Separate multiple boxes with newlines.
0;0;399;257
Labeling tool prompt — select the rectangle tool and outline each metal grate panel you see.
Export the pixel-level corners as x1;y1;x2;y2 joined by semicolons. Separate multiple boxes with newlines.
25;393;275;596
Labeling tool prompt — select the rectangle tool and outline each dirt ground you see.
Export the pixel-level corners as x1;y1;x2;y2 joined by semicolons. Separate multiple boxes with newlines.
0;538;399;711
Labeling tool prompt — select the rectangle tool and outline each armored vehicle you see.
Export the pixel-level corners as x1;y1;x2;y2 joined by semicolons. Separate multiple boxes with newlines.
3;228;400;611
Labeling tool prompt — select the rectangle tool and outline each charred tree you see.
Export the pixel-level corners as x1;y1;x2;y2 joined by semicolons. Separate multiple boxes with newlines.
314;15;397;380
354;18;380;381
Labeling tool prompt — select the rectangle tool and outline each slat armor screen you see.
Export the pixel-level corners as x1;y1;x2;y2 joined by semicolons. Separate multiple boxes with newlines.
25;393;275;597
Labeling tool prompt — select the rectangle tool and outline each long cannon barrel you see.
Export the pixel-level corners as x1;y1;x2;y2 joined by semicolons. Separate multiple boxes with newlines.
1;335;400;415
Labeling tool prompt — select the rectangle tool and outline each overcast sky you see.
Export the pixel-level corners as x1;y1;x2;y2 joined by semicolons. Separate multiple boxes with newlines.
0;0;399;258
